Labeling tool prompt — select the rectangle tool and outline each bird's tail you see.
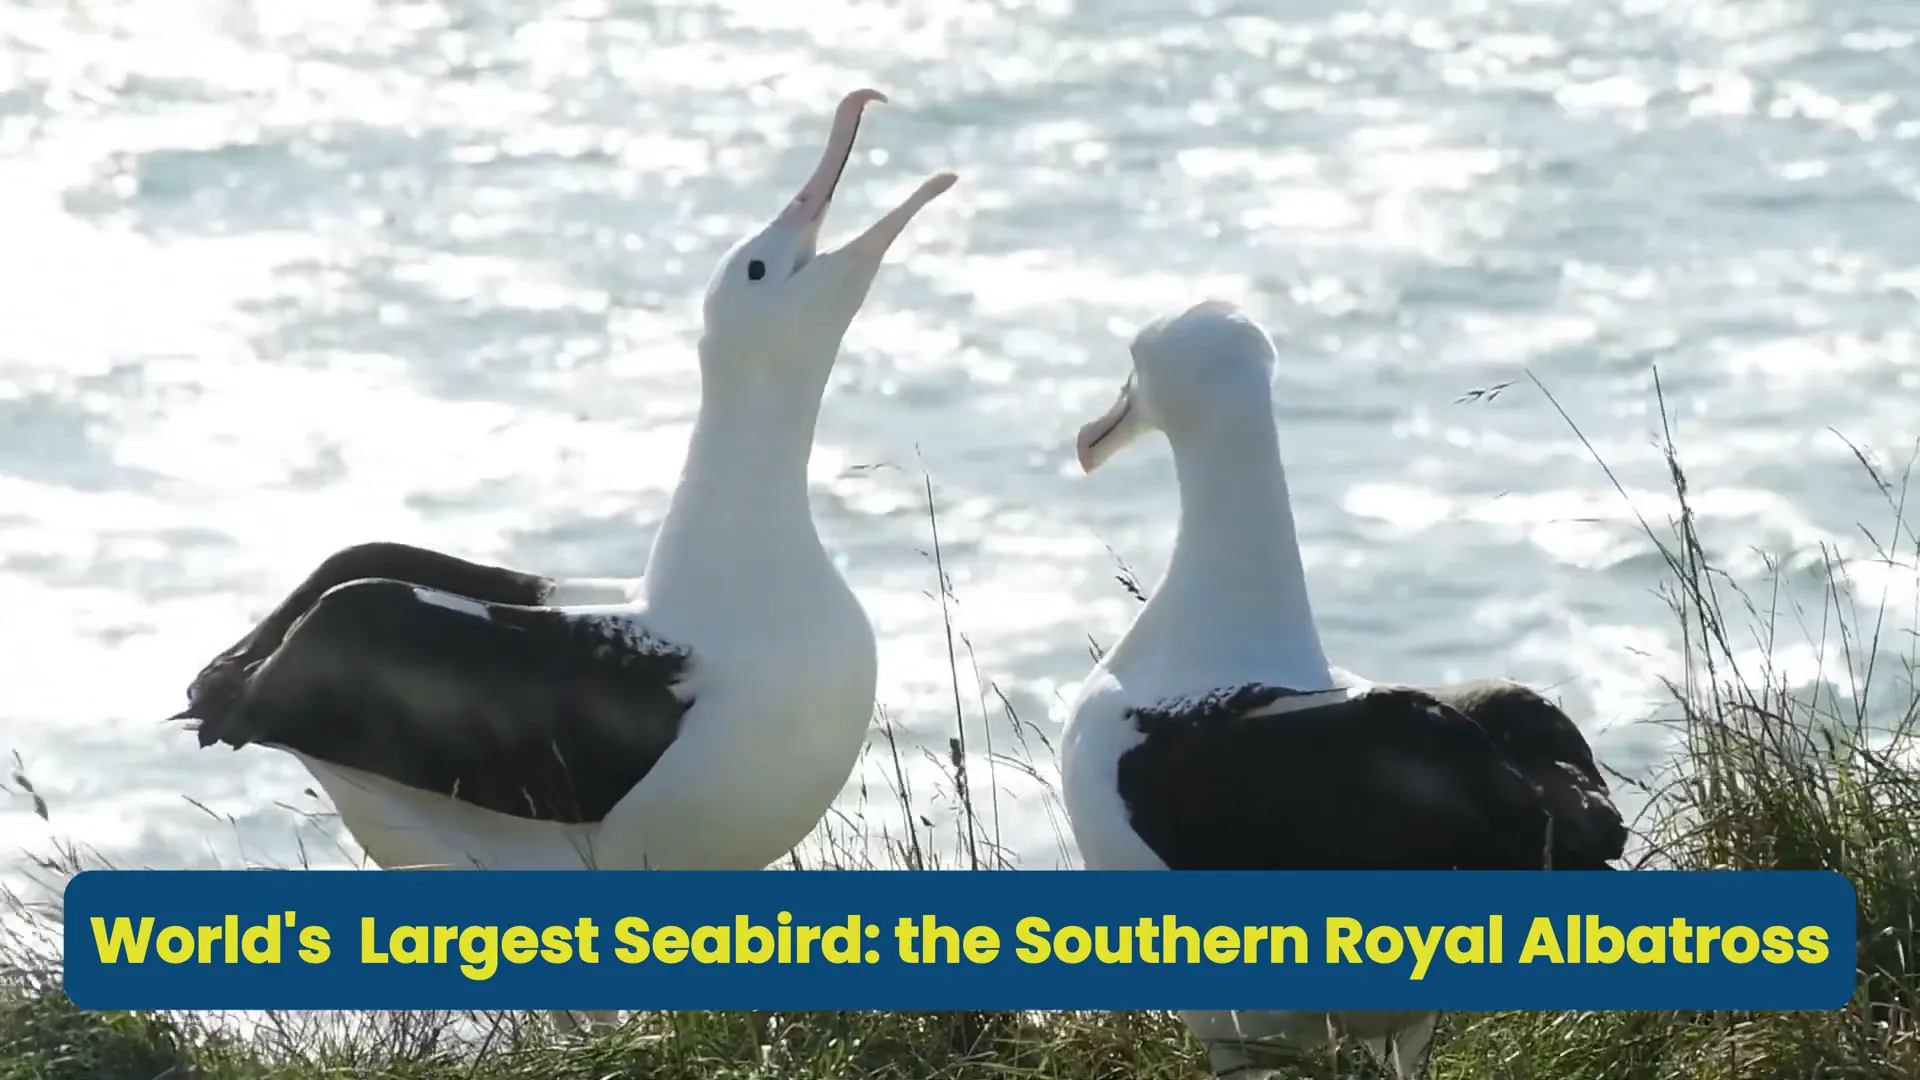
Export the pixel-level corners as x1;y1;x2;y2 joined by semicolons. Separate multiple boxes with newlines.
168;659;252;748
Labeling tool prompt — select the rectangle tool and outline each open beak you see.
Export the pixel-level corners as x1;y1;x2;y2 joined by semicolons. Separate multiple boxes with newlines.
779;88;956;274
1075;378;1149;473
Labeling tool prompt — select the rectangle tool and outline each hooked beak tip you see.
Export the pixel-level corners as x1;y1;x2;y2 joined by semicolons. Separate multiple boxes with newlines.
1074;421;1106;472
782;88;893;234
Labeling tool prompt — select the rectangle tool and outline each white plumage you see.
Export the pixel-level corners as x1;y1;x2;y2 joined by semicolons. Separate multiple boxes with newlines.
1062;300;1627;1080
173;88;956;1036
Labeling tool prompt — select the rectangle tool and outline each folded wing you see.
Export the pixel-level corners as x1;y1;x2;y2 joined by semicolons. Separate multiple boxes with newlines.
183;577;694;825
180;542;559;720
1116;683;1624;871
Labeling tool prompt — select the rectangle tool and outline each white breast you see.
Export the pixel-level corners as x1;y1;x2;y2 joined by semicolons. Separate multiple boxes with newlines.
1060;669;1171;872
589;580;879;872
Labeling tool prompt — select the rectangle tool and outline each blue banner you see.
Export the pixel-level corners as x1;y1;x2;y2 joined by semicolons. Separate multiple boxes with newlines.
63;869;1855;1011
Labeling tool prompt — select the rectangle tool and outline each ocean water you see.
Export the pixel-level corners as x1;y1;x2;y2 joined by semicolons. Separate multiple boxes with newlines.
2;0;1917;887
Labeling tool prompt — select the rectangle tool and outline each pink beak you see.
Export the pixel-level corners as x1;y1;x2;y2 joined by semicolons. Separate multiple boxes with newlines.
776;89;957;261
1074;381;1142;474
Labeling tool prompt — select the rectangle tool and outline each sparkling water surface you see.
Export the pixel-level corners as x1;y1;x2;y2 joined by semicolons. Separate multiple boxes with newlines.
2;0;1918;884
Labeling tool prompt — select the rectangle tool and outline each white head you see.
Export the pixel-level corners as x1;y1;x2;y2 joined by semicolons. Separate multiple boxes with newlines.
1073;300;1280;473
698;89;956;372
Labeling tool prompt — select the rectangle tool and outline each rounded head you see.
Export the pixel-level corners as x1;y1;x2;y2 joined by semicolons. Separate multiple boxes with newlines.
1073;300;1279;472
699;89;957;367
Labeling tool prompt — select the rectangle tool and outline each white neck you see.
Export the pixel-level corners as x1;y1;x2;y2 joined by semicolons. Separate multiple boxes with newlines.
643;347;838;613
1106;405;1335;693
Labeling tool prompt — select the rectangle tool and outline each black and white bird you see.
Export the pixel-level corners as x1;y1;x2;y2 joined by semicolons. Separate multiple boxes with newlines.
170;89;954;1032
1060;301;1627;1080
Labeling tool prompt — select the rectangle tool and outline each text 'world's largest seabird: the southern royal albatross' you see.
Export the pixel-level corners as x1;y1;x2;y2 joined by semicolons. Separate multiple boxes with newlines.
169;88;956;1031
1059;301;1628;1080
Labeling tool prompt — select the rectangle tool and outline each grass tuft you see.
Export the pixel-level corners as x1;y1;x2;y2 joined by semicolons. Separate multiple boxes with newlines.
3;384;1917;1079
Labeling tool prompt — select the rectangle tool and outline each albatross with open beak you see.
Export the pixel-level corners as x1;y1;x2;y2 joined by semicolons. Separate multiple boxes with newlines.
171;89;956;1035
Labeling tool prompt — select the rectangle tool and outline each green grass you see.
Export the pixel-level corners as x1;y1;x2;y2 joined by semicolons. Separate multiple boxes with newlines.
3;380;1918;1079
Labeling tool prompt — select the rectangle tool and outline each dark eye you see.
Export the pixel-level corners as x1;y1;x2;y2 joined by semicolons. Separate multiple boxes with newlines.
746;259;766;281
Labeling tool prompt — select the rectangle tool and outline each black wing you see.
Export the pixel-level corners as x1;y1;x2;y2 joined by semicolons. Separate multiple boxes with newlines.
1115;683;1614;871
1424;678;1628;868
183;577;693;825
179;542;557;721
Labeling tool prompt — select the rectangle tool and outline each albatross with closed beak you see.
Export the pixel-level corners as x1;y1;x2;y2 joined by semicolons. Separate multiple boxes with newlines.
1060;300;1627;1079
